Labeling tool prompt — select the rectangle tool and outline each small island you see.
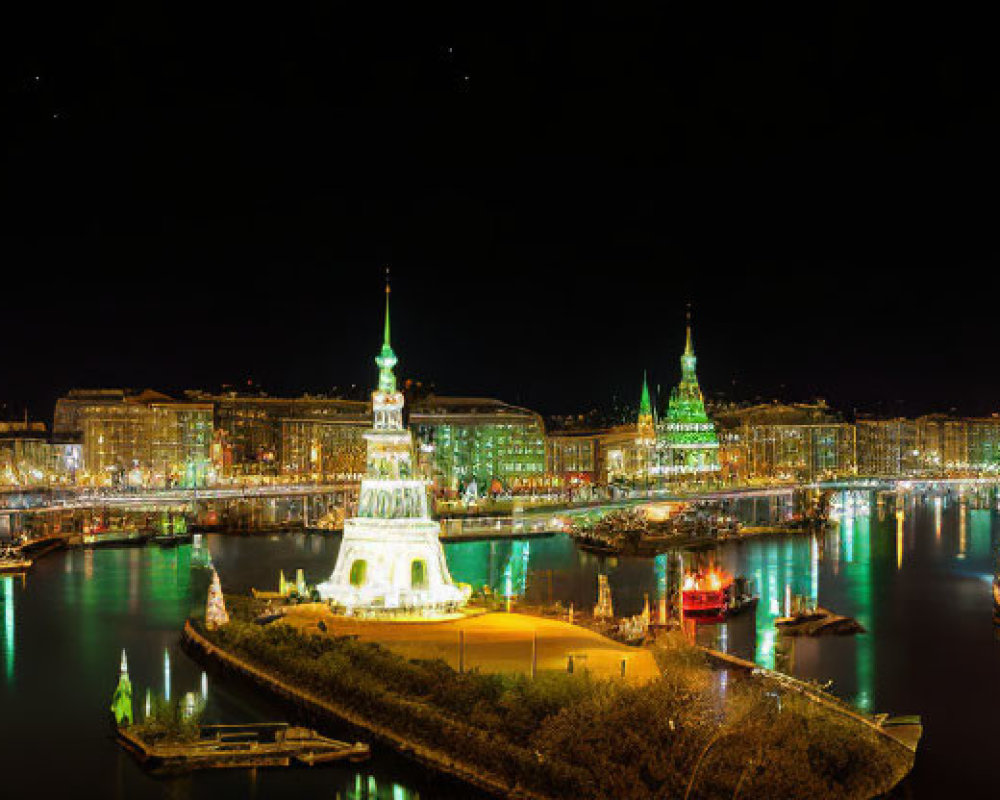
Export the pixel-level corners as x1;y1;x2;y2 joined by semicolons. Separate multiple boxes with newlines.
185;591;916;800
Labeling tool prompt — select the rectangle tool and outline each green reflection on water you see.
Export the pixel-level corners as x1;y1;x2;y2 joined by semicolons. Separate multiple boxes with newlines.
3;576;13;683
843;513;874;711
340;772;418;800
446;537;559;599
970;509;992;560
741;534;817;670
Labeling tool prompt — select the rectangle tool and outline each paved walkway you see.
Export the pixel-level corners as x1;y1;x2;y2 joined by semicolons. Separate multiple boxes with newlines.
280;608;660;684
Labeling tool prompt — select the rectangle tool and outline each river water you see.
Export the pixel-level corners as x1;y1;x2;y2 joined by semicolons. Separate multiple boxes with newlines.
1;489;996;796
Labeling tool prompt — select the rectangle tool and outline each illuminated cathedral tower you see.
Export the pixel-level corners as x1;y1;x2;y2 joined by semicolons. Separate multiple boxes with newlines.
635;371;657;483
316;280;469;613
657;313;720;477
637;371;655;446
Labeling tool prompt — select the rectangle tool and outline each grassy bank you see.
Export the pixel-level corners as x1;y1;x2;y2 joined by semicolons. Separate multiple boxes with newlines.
196;608;912;799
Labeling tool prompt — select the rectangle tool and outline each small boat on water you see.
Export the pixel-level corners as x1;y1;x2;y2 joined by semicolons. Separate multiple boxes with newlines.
775;606;865;636
681;569;757;621
82;528;152;548
153;514;193;546
0;546;32;573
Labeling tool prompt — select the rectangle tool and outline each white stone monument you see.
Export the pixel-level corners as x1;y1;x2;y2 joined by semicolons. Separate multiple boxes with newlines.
317;280;469;614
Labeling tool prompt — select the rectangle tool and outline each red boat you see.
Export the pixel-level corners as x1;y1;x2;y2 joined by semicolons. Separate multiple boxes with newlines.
682;569;733;619
682;569;757;622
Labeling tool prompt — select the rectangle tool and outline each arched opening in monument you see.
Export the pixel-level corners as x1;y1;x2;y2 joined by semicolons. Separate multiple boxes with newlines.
349;559;368;587
411;559;428;589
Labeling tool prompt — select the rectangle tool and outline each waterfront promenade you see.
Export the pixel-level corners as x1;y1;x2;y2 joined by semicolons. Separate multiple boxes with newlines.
5;475;998;544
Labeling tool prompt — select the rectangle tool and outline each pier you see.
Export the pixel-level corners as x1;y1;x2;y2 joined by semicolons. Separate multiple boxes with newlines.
117;721;370;774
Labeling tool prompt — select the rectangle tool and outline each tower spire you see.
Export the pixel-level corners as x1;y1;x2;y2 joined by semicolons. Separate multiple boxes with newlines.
638;370;655;444
375;268;398;394
684;304;693;356
383;267;391;347
639;370;652;418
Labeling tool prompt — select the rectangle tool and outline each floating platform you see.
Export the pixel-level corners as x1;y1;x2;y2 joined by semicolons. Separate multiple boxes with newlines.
117;722;370;774
775;607;865;636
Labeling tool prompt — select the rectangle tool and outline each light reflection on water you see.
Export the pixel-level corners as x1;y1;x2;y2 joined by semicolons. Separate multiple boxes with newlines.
0;542;446;799
3;487;999;796
447;487;1000;795
3;575;14;682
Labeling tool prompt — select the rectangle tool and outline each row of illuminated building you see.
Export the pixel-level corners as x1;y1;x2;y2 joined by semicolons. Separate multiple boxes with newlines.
548;406;1000;485
713;408;1000;483
4;391;1000;491
2;389;551;491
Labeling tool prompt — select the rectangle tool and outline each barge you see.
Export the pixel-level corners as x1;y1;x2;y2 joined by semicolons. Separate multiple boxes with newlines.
117;722;370;774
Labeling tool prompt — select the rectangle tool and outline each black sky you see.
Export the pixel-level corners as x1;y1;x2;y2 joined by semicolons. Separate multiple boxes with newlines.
3;2;998;420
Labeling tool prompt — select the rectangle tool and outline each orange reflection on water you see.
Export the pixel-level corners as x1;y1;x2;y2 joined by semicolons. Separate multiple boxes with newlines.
896;509;904;570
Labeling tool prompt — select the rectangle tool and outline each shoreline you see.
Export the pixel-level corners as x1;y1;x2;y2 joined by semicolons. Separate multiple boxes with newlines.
182;619;541;799
184;616;915;798
699;647;921;755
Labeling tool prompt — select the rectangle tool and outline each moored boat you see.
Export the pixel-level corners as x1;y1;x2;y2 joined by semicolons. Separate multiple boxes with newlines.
81;528;152;548
682;569;733;619
681;569;756;620
0;550;32;573
153;513;193;546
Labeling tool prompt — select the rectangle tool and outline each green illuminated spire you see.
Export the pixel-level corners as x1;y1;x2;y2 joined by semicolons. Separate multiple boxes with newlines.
375;273;398;394
681;306;696;378
667;309;708;425
639;371;652;419
660;306;720;475
638;370;655;441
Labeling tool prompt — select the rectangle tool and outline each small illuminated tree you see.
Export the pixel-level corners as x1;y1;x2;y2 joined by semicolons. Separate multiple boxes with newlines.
110;649;133;726
205;568;230;629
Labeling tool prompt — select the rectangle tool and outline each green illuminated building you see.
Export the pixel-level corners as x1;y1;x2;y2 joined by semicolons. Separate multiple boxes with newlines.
655;319;720;477
412;397;546;493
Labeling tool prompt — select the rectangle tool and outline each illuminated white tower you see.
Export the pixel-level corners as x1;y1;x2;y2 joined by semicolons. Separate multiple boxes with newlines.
316;279;469;613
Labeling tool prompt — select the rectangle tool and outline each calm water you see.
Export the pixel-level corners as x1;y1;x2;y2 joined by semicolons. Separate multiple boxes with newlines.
2;490;997;796
0;541;467;800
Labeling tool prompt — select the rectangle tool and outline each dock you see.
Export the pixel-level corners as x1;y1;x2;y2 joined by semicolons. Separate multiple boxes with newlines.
117;722;370;774
0;556;32;574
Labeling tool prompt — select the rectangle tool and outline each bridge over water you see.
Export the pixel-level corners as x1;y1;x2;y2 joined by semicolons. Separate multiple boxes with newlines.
0;483;357;538
4;476;996;541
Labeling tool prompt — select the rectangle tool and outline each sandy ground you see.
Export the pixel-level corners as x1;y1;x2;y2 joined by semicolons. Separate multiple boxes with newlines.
279;608;661;684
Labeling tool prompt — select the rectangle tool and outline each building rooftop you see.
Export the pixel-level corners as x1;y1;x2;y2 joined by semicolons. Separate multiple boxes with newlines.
409;395;542;421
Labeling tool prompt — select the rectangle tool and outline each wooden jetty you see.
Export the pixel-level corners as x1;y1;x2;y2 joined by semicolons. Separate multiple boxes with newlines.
117;722;370;774
20;533;69;557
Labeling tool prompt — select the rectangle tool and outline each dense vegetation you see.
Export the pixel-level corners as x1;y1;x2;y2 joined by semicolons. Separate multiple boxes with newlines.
131;695;205;743
203;618;912;799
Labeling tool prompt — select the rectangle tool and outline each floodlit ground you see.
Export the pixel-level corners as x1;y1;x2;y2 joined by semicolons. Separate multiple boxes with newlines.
280;607;660;684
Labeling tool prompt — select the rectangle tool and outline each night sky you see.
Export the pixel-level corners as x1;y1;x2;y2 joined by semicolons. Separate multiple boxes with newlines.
3;3;998;420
